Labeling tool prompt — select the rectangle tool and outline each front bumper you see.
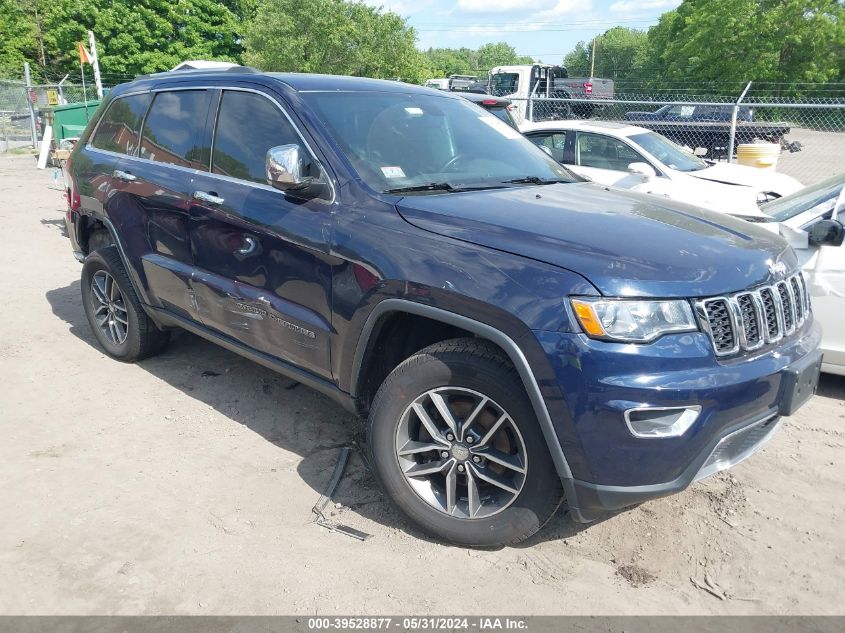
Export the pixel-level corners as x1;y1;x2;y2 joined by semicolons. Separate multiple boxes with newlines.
569;411;780;522
532;317;822;522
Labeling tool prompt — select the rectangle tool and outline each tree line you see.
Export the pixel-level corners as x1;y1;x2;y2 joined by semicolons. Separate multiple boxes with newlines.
0;0;532;84
1;0;842;96
565;0;843;96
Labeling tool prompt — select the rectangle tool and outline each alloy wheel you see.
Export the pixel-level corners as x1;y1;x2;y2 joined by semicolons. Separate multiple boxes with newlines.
395;387;528;519
90;270;129;346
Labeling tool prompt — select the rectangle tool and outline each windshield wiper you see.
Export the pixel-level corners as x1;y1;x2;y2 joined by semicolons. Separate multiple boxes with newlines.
384;182;507;194
385;182;457;194
502;176;569;185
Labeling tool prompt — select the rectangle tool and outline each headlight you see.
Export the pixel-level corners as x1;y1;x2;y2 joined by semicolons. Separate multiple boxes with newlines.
570;297;697;342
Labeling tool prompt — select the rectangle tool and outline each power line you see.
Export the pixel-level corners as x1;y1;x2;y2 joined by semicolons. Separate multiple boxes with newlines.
418;25;656;32
413;17;662;27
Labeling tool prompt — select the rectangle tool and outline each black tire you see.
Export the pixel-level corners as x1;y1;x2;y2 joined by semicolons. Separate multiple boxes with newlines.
367;338;565;547
81;246;169;362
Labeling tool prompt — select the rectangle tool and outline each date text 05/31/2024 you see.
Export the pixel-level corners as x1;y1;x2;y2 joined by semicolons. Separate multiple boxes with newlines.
306;617;528;630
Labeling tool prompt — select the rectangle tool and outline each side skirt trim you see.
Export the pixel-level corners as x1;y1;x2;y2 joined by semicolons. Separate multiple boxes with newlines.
149;306;357;415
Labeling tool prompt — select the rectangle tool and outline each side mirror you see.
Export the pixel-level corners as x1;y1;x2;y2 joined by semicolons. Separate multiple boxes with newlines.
628;162;657;179
266;144;328;200
808;219;845;247
538;145;554;157
266;144;310;190
693;147;708;157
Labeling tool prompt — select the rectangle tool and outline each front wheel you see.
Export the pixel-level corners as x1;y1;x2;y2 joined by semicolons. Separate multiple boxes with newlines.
367;338;565;547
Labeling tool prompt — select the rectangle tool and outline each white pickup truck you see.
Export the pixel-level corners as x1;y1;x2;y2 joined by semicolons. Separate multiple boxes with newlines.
489;64;614;123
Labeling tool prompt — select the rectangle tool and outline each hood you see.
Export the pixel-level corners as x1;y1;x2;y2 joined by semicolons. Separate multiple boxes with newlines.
647;174;762;215
690;163;802;196
396;183;797;298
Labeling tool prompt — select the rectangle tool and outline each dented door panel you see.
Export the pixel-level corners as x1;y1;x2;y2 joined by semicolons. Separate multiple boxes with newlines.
188;175;337;379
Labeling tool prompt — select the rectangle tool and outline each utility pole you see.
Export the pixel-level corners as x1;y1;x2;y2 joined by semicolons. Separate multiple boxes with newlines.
88;30;104;98
590;36;597;78
24;62;38;148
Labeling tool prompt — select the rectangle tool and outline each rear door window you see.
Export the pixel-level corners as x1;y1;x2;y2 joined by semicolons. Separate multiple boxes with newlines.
527;132;568;162
90;93;151;155
575;132;646;171
211;90;300;184
139;90;211;169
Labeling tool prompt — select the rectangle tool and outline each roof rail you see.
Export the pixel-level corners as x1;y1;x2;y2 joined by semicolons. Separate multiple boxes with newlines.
135;65;260;81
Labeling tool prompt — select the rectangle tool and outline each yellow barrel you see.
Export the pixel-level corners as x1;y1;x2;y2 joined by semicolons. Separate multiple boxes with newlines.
736;143;781;170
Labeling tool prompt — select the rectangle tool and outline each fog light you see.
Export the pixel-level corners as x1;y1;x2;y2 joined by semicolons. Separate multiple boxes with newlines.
624;406;701;438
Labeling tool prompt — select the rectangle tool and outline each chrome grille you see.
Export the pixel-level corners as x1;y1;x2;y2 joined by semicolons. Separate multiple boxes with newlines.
790;277;803;322
777;282;794;332
695;272;810;357
760;288;778;339
736;293;761;347
703;299;734;353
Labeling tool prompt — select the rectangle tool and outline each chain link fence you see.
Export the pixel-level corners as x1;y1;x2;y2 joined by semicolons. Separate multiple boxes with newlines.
509;91;845;186
1;79;102;152
4;76;845;188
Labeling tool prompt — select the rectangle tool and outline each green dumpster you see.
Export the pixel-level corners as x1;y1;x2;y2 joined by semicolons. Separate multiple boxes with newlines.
52;100;101;142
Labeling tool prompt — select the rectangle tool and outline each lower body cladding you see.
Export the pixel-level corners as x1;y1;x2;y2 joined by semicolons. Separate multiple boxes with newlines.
533;318;822;522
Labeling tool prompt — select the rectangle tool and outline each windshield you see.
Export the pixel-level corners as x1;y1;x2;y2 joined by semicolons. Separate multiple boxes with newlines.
762;174;845;222
304;91;574;194
629;131;708;172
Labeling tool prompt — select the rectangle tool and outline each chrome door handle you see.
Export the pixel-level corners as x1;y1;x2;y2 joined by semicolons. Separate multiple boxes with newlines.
237;235;257;255
113;169;137;182
193;190;225;205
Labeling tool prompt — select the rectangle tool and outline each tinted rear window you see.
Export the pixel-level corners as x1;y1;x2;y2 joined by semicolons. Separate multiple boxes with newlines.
90;94;151;155
487;106;516;129
140;90;210;168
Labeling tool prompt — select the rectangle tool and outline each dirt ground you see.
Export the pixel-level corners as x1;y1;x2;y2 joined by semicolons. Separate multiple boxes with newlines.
0;153;843;616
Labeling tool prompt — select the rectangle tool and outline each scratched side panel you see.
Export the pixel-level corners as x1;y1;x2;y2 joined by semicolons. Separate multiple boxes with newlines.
189;174;338;379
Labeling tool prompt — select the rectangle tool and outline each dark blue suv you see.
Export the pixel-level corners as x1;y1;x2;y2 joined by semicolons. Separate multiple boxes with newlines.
64;68;822;546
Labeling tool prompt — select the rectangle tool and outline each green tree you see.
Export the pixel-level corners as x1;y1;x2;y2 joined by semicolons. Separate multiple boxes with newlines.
645;0;845;92
563;41;590;78
0;0;39;77
424;42;533;80
243;0;430;83
476;42;532;72
1;0;244;81
425;47;478;77
564;27;649;90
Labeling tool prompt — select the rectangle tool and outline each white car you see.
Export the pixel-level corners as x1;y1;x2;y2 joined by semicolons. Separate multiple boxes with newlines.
520;120;803;215
745;174;845;376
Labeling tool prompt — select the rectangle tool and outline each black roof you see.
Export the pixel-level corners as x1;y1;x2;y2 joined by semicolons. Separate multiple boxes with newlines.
122;67;441;97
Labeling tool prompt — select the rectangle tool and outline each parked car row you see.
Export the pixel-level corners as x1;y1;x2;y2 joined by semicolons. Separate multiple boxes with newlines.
63;67;835;547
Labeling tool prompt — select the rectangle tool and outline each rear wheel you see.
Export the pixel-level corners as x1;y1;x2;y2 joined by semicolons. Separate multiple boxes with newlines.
367;338;565;547
81;246;169;362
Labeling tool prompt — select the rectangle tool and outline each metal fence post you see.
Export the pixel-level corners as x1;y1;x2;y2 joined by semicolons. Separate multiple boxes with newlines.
727;81;752;163
24;63;38;148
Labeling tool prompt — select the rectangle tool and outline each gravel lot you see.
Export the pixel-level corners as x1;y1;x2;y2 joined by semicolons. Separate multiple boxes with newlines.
1;153;843;615
775;128;844;186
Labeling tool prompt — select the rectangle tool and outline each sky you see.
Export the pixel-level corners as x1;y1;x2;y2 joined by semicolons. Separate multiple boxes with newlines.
367;0;682;66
